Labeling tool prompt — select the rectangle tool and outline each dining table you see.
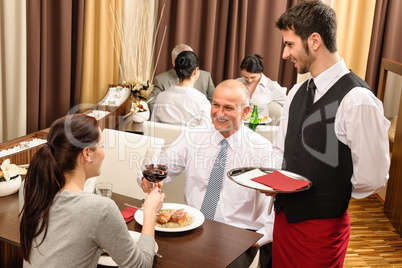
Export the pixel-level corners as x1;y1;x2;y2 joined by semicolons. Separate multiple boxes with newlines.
0;191;263;268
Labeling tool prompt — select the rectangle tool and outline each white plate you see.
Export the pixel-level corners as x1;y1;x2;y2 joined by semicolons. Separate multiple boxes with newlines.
243;117;272;125
98;231;158;267
135;203;205;232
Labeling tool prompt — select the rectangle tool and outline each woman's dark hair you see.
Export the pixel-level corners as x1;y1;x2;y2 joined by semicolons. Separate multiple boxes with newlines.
19;114;100;262
174;51;199;80
275;0;337;53
240;54;264;73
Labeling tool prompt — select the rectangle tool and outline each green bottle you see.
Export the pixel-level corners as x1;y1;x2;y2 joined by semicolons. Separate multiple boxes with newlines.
249;105;259;131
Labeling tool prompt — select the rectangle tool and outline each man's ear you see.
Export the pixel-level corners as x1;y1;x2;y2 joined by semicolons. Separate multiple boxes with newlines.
242;106;251;119
309;32;322;51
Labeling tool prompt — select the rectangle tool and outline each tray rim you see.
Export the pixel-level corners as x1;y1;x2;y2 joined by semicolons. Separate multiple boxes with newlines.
227;167;312;193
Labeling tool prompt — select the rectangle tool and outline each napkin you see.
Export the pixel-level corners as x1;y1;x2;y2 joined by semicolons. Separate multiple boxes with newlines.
232;169;274;191
251;170;310;191
121;207;138;223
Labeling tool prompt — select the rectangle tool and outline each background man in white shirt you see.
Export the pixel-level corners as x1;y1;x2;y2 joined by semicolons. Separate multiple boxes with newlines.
140;80;275;267
268;1;390;267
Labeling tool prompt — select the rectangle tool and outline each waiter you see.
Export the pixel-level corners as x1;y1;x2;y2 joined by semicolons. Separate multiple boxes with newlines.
266;1;390;267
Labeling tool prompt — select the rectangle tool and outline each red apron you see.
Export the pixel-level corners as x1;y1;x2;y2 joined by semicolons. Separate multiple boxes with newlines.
273;210;350;268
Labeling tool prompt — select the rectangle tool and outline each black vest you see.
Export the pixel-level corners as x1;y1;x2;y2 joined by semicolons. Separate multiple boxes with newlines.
275;71;371;223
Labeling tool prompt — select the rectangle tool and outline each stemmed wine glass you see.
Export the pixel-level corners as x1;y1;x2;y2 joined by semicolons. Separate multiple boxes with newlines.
141;147;168;196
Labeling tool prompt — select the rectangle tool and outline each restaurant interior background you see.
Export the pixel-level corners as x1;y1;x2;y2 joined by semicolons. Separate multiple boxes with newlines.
1;0;402;233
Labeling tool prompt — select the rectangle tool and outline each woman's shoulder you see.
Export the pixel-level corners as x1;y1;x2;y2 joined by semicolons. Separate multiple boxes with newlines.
57;190;116;211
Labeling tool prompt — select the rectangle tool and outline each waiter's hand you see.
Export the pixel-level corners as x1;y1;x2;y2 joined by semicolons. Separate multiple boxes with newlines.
141;177;163;193
260;190;277;198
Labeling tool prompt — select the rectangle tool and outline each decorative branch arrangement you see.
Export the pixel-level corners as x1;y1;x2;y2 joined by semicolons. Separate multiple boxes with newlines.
108;0;166;102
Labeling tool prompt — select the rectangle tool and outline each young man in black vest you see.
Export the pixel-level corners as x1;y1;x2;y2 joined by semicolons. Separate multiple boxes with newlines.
266;1;390;267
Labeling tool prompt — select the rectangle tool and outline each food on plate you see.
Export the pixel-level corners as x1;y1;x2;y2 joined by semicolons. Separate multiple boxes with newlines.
0;159;24;182
155;208;193;228
19;167;27;175
260;115;269;122
156;212;173;224
244;113;270;123
170;208;187;224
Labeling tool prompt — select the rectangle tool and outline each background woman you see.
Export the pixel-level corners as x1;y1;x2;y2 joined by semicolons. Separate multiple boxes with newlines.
237;54;287;118
151;50;211;126
19;114;164;267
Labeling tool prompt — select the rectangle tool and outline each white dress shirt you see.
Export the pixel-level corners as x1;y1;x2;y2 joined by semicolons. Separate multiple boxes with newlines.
151;85;211;127
273;59;390;199
238;73;287;117
159;124;275;245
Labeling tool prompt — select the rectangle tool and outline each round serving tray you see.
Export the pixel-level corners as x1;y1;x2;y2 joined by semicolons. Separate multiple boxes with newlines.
227;167;312;193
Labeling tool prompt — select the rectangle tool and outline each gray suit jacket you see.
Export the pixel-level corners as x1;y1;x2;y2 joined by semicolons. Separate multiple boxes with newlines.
147;69;215;111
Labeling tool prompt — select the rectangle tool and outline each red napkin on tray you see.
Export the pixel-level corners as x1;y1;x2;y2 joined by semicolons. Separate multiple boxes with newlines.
121;207;138;223
251;170;310;191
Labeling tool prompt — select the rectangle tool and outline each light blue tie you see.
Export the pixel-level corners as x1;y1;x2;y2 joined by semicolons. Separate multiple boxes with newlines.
200;139;228;220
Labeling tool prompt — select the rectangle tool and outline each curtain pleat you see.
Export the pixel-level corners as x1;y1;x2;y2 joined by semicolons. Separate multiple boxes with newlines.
26;0;85;133
80;0;121;105
366;0;402;92
0;0;27;143
154;0;296;91
334;0;376;80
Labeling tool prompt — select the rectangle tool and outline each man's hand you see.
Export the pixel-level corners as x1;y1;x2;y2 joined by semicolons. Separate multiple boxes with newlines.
260;191;277;198
141;177;163;193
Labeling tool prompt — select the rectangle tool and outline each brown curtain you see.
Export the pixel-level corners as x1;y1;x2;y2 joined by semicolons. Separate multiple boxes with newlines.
278;0;299;92
80;0;121;106
366;0;402;93
27;0;85;133
154;0;298;91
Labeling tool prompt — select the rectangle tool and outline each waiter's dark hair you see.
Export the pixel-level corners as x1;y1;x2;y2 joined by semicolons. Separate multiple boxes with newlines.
19;114;100;263
275;0;337;53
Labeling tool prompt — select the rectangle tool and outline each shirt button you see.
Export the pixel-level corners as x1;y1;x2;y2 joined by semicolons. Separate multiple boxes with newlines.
304;111;309;116
299;133;302;137
293;153;298;159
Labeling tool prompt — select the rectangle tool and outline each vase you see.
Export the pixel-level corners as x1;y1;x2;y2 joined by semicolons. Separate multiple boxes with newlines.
132;110;150;123
0;175;21;197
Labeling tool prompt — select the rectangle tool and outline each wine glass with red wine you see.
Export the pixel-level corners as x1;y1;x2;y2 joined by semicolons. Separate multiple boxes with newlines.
141;147;168;195
142;164;168;187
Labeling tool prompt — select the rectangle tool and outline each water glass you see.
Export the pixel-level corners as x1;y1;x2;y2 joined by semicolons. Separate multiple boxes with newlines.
94;182;113;198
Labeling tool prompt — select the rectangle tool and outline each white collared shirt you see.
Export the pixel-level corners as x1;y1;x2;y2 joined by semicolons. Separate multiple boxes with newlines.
274;59;390;199
159;124;275;245
151;85;211;127
238;73;287;117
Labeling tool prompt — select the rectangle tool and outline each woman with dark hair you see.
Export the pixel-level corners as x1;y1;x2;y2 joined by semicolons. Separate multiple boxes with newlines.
19;114;164;267
237;54;286;118
151;50;211;126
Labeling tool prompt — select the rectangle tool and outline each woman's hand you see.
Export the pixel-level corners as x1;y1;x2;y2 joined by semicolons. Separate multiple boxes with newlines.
143;187;164;214
141;187;164;237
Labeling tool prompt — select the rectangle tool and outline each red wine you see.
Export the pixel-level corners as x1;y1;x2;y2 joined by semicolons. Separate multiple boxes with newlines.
145;164;167;171
153;170;168;182
142;169;155;182
142;168;168;183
